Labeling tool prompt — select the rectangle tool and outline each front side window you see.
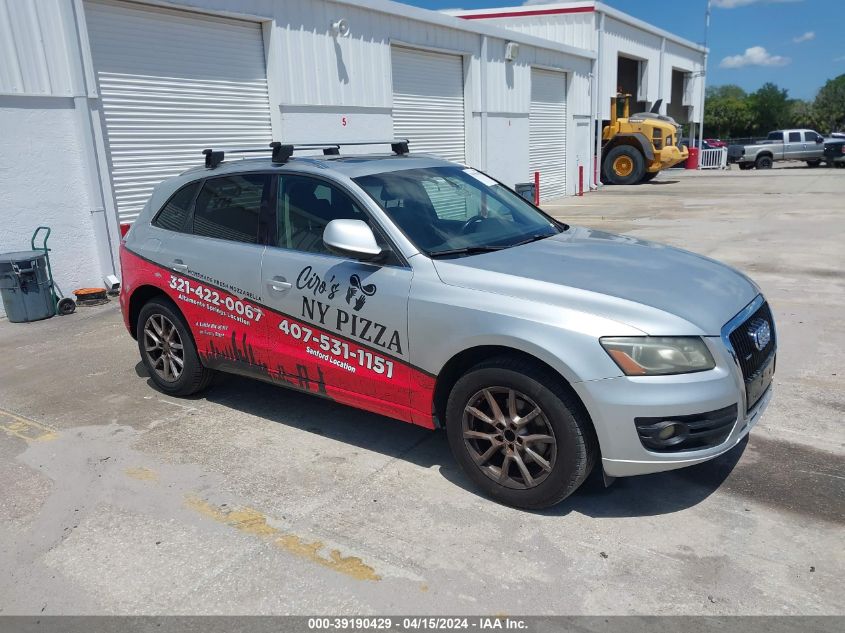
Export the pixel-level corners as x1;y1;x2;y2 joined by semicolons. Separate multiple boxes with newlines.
152;181;200;232
192;174;270;244
275;175;369;255
355;167;562;257
804;131;819;142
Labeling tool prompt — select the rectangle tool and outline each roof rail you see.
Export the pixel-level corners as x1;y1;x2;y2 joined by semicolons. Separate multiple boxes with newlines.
201;139;410;169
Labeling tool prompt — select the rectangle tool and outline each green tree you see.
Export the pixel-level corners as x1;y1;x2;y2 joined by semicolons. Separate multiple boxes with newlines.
704;85;754;138
788;99;818;129
813;74;845;133
750;83;790;133
708;84;747;101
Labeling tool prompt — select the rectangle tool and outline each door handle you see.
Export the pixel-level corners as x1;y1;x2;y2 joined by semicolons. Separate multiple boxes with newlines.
268;276;292;292
171;260;188;273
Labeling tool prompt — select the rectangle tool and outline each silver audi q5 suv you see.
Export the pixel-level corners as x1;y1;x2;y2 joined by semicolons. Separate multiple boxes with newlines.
120;141;775;509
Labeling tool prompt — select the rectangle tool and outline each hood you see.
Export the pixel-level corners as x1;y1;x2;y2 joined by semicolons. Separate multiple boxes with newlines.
432;227;759;336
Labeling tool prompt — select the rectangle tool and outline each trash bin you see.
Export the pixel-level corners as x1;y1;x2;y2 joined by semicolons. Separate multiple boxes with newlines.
515;182;536;203
0;251;56;323
685;147;700;170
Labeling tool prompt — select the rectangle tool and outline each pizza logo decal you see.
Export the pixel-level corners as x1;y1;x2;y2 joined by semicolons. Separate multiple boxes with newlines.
346;274;377;311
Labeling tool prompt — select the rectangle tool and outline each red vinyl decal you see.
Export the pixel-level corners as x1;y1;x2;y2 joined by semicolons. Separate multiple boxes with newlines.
120;247;436;428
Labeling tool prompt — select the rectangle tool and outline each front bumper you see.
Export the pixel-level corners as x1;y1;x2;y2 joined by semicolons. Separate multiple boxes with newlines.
572;327;774;478
653;146;688;170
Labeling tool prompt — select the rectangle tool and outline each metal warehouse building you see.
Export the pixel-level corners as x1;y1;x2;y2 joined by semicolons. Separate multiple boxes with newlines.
0;0;705;313
450;1;708;176
1;0;597;303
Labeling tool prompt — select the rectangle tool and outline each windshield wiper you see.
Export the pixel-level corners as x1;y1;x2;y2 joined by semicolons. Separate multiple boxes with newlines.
509;233;553;248
428;245;507;258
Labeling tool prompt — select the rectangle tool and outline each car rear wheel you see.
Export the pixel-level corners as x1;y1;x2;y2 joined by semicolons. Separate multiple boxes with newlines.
445;357;597;509
603;146;645;185
755;155;773;169
137;297;214;396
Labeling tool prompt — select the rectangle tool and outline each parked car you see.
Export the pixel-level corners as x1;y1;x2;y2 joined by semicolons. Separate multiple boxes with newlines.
824;138;845;167
727;129;825;169
704;138;727;148
687;138;718;150
120;141;776;509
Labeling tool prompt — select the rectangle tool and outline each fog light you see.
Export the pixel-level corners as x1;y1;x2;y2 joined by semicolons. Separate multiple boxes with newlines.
652;421;688;447
657;423;678;440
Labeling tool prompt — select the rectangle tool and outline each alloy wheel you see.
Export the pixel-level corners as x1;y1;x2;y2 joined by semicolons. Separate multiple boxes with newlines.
143;313;184;382
462;387;557;490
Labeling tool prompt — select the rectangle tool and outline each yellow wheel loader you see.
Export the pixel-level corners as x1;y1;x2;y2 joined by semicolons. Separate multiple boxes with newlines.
601;94;689;185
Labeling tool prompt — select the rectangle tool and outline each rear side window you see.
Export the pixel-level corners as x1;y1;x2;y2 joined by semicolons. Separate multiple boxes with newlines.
767;132;783;141
788;132;801;142
192;174;270;244
152;182;199;232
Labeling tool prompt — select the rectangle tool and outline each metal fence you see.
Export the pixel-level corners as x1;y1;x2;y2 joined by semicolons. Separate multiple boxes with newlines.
699;147;728;170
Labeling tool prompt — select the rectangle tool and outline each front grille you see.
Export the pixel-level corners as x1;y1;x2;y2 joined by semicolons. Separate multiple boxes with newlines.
634;404;738;453
729;302;775;381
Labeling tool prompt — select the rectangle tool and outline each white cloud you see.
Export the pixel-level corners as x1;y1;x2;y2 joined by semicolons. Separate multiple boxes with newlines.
792;31;815;43
713;0;802;8
720;46;791;68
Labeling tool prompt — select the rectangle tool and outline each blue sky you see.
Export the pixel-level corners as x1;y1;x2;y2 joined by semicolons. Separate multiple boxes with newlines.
401;0;845;100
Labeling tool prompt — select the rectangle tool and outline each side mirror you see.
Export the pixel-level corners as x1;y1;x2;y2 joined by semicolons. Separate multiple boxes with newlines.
323;219;385;261
816;136;824;144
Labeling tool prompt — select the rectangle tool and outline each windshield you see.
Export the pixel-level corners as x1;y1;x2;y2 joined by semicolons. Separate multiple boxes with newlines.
354;166;563;257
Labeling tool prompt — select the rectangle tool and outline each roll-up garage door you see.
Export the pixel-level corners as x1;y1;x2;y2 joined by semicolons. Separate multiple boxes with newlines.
391;46;466;163
529;68;568;200
85;0;273;223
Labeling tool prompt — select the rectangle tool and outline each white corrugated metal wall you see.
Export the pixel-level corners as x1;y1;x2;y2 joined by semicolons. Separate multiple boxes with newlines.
0;0;86;96
85;0;273;222
529;68;567;200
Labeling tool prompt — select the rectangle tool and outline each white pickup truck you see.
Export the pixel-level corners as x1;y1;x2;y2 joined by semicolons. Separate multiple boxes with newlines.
727;129;826;169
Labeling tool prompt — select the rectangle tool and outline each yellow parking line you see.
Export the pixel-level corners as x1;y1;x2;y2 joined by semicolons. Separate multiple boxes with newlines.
0;409;57;442
185;495;380;581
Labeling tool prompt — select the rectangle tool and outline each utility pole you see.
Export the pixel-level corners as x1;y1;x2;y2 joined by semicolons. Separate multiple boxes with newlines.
697;0;711;166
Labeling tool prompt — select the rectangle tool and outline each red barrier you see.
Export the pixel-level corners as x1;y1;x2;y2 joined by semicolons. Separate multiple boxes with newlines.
533;171;540;205
578;165;584;197
686;147;700;170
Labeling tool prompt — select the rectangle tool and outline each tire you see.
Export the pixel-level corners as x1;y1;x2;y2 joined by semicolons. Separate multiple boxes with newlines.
136;297;214;396
738;163;753;171
602;145;646;185
755;155;773;169
640;171;658;182
445;357;597;509
57;298;76;315
806;160;821;168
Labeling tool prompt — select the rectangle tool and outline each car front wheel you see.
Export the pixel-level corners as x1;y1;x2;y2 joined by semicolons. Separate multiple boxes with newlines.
137;297;214;396
445;358;597;509
755;155;773;169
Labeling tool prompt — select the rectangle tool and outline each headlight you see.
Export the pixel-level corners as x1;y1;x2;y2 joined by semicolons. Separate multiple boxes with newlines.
600;336;715;376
